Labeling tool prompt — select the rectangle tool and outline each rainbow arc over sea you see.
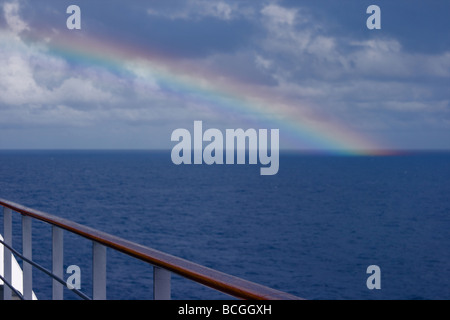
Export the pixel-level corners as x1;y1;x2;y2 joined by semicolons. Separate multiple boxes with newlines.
12;26;391;155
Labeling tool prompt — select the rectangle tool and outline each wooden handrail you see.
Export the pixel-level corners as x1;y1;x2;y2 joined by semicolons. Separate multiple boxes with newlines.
0;199;302;300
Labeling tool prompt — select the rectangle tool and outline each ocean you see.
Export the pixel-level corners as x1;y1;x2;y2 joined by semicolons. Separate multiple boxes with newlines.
0;150;449;300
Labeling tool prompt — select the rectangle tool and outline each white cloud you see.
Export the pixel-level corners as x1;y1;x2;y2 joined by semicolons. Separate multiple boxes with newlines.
0;28;129;127
255;3;450;83
3;1;29;34
147;0;236;21
259;4;333;60
344;39;450;79
203;1;233;20
0;52;46;105
307;36;336;56
53;78;115;104
261;4;297;26
255;55;272;70
0;35;115;107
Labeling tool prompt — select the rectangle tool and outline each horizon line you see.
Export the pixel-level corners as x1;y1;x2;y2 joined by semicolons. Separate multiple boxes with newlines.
0;148;449;156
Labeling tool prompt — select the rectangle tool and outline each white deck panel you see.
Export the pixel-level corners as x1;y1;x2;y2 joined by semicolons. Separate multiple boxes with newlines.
0;234;38;300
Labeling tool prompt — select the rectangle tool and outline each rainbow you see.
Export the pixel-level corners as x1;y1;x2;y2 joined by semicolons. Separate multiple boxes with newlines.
9;26;391;155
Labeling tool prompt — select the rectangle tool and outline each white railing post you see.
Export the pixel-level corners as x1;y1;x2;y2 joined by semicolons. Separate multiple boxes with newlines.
153;266;171;300
3;207;12;300
22;215;32;300
92;241;106;300
52;226;64;300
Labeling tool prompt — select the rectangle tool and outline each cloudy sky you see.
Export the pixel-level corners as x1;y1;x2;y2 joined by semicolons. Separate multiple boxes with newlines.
0;0;449;151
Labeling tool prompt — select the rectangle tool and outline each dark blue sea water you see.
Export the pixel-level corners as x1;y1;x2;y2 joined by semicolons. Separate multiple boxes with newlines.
0;150;449;300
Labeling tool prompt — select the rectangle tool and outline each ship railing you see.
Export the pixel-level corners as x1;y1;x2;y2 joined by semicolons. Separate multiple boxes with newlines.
0;199;302;300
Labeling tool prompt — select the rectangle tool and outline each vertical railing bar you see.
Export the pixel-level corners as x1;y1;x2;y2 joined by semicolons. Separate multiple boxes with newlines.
22;215;32;300
3;207;12;300
153;266;171;300
92;241;106;300
52;226;64;300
